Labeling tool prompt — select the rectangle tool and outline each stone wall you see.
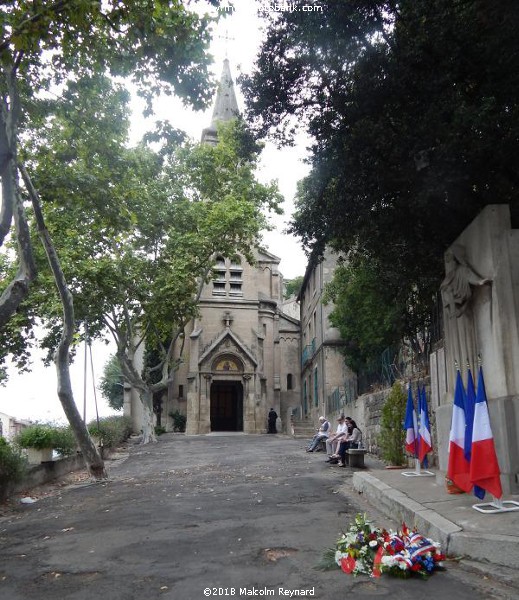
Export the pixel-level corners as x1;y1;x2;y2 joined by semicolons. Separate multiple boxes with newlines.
1;453;86;502
327;380;437;467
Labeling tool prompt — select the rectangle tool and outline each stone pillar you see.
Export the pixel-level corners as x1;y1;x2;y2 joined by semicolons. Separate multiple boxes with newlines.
242;373;255;433
199;374;212;434
127;388;144;435
185;375;199;435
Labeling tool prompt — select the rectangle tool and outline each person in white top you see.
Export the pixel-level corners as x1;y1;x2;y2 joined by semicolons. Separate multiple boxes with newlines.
325;415;348;458
306;416;331;452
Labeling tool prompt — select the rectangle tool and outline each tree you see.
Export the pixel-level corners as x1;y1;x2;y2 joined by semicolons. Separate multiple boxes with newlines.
323;258;403;373
99;355;124;412
242;0;519;349
0;0;221;477
378;382;407;466
16;73;281;444
284;275;304;299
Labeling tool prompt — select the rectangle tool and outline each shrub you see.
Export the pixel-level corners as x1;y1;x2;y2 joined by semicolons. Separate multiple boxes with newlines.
169;410;186;432
14;423;77;456
15;424;57;450
0;438;26;488
154;425;166;436
88;416;133;448
52;427;77;457
378;382;407;466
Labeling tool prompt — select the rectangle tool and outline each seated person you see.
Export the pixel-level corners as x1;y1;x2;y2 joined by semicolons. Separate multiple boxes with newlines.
306;416;331;452
325;415;349;459
329;419;362;466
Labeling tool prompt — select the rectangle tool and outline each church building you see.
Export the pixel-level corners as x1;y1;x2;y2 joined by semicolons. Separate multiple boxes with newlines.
128;60;301;435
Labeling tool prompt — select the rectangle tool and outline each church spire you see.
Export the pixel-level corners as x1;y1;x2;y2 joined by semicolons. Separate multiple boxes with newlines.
201;59;239;145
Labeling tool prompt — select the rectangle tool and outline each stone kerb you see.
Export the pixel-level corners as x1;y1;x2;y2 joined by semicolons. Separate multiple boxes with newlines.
352;472;462;556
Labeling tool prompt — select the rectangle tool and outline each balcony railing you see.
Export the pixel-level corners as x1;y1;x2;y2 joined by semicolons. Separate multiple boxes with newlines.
301;338;316;367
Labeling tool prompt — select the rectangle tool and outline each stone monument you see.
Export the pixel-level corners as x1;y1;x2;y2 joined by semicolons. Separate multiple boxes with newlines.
434;204;519;494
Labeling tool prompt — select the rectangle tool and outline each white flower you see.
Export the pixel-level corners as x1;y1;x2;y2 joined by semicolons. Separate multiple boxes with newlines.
369;540;378;548
355;559;366;574
381;556;397;567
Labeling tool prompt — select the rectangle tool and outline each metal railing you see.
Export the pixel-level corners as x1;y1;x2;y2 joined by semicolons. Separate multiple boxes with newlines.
301;338;316;367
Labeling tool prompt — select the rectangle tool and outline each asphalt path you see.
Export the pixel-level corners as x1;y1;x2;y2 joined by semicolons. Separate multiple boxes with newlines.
0;433;516;599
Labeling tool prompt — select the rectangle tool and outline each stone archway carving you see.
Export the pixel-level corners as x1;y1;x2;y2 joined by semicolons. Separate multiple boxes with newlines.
212;353;244;374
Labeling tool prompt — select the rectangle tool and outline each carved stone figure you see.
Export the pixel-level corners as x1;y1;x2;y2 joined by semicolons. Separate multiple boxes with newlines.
440;244;491;370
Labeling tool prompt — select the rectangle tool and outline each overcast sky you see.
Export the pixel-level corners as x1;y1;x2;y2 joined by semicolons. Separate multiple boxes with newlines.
0;2;311;424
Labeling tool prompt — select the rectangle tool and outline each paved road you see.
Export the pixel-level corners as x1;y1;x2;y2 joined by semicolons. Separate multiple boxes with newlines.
0;434;516;599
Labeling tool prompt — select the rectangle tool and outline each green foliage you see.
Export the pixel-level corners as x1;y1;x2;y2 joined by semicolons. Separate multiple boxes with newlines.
244;0;519;342
0;1;219;111
15;424;57;449
284;275;304;299
87;416;133;448
99;354;124;411
14;423;76;455
51;427;77;457
378;383;407;466
154;425;166;436
12;79;282;398
323;258;403;373
0;438;26;488
169;410;186;433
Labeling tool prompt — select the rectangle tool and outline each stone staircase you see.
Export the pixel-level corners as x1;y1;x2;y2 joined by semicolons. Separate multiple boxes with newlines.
291;418;317;439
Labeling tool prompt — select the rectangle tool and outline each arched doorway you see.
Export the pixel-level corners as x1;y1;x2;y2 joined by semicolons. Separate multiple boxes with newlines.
209;354;244;431
210;381;243;431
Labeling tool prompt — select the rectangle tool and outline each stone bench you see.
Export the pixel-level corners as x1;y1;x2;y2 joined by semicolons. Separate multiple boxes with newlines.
346;448;367;468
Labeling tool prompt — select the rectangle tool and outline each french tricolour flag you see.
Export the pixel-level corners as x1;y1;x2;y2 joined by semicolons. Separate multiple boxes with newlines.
418;385;432;466
469;367;503;500
464;369;485;499
404;384;418;457
447;370;472;493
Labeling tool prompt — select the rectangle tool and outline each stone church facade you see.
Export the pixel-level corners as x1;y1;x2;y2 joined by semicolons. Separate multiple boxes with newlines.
127;60;301;435
175;250;301;434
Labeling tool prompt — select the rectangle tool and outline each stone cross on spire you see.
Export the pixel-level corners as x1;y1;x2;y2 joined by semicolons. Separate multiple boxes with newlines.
219;29;235;58
201;59;239;145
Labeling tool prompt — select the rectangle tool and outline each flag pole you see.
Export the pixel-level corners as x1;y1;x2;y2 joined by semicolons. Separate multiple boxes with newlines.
402;380;434;477
470;357;519;514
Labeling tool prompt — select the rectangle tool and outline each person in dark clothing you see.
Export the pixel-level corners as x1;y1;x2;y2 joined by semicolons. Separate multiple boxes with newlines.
268;408;278;434
336;419;362;467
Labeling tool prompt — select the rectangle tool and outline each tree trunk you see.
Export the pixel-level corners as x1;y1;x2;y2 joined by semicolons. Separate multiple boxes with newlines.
20;164;107;479
0;76;37;327
56;338;107;478
113;339;160;444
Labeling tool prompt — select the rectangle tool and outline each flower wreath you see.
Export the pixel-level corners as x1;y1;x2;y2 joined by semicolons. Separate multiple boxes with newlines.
329;514;445;578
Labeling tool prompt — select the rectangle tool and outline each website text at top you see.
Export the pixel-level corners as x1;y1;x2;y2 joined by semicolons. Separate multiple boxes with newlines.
218;3;325;15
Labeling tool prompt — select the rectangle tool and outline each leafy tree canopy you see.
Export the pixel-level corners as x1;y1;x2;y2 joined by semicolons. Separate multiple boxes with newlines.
323;257;403;373
0;0;227;469
243;0;519;349
5;72;282;442
284;275;303;299
99;354;124;412
1;0;220;110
